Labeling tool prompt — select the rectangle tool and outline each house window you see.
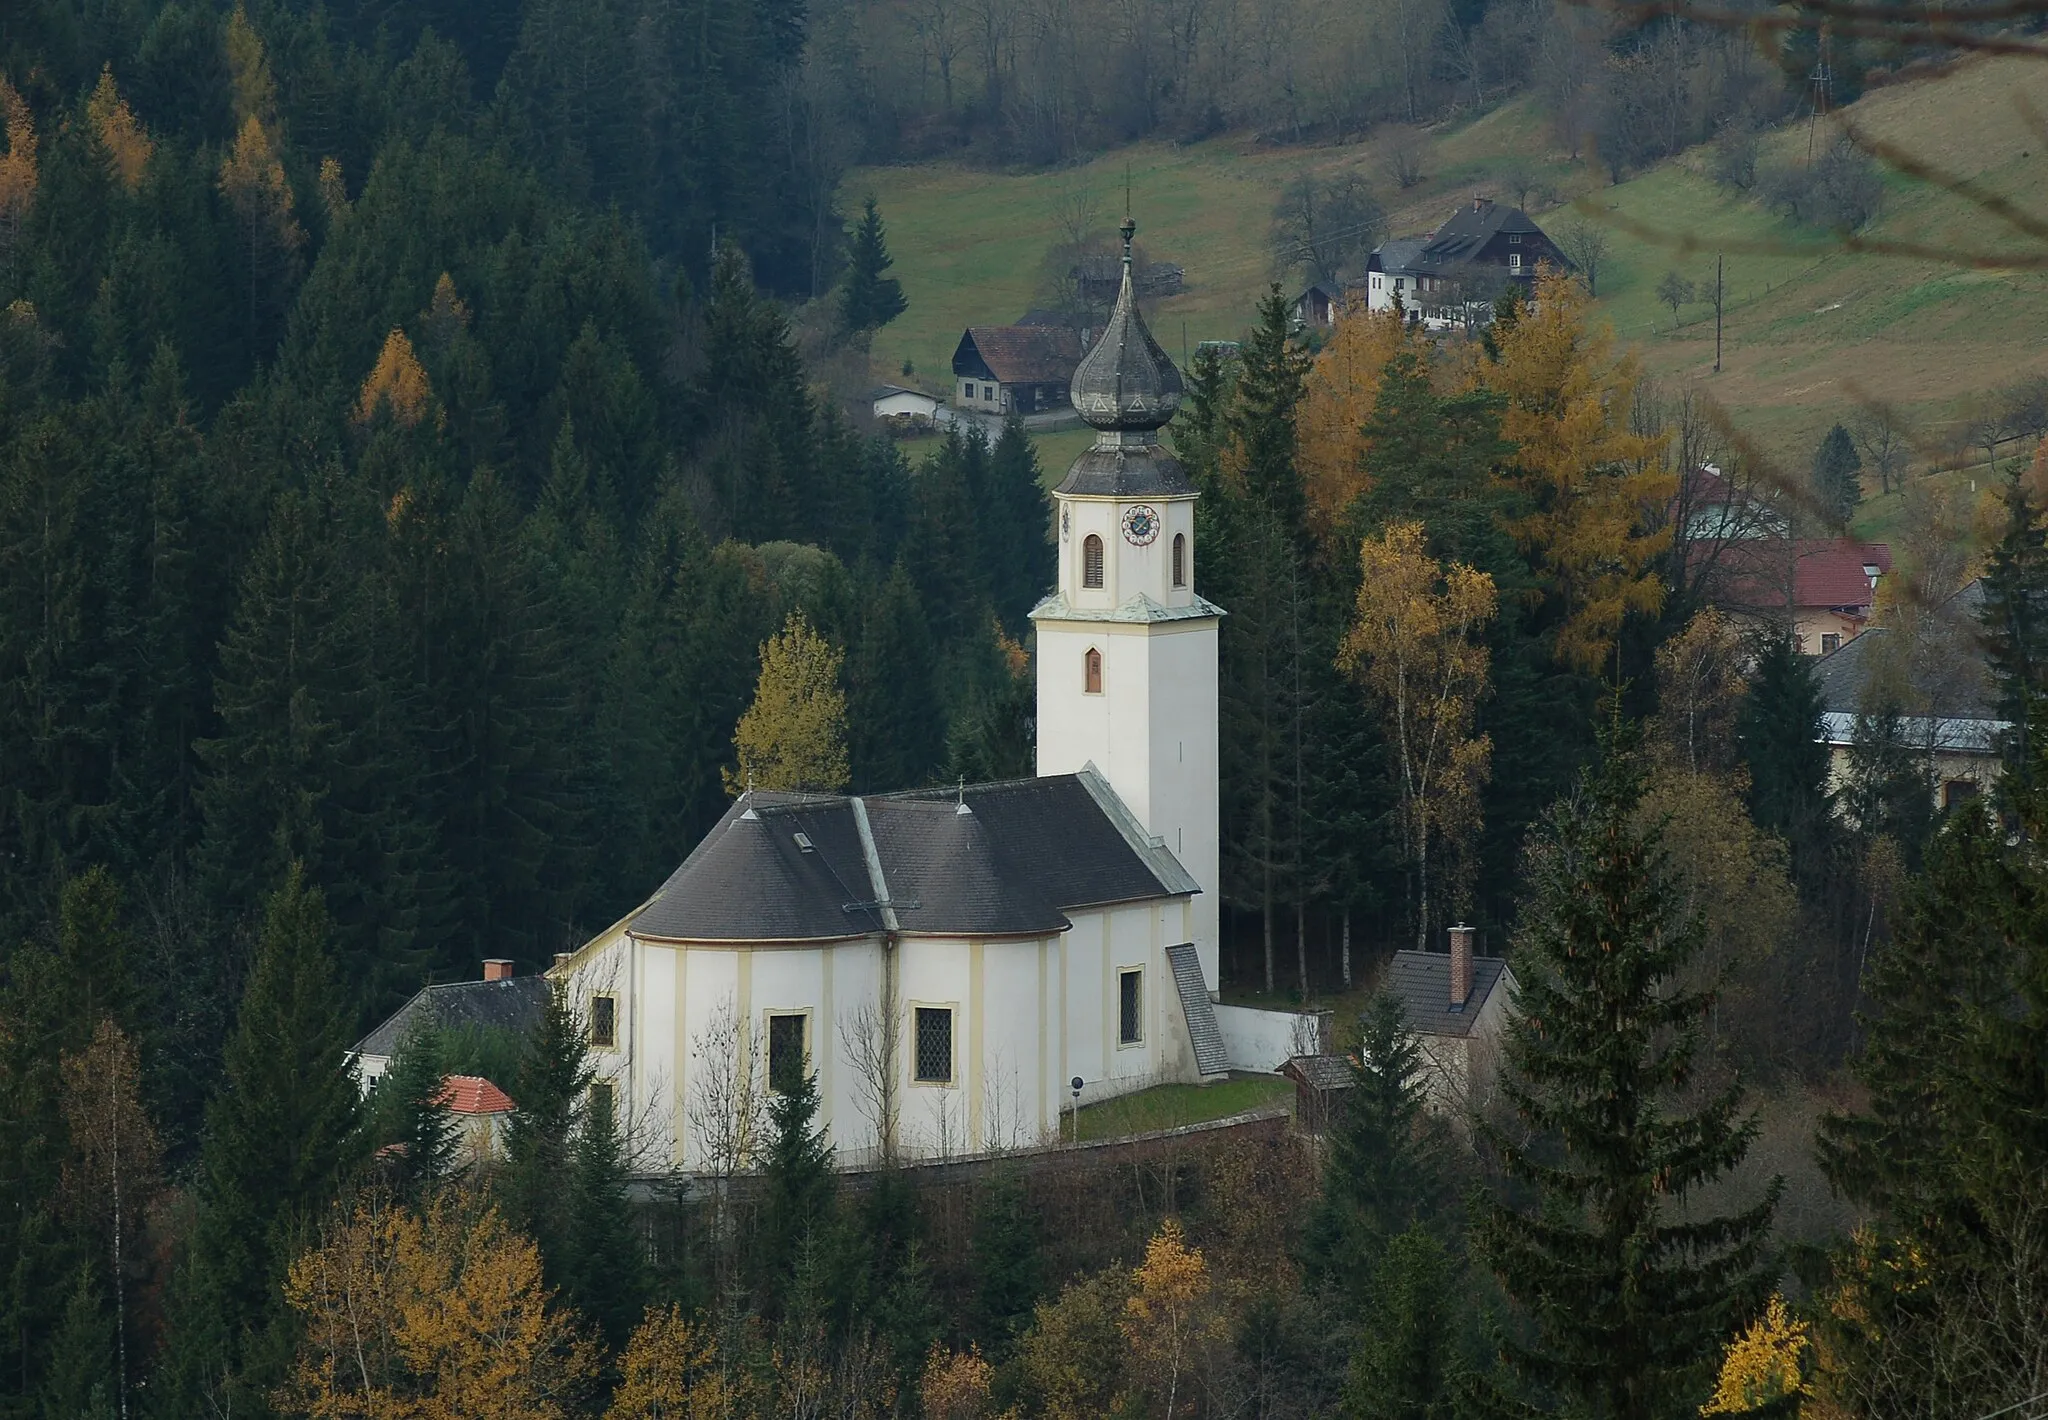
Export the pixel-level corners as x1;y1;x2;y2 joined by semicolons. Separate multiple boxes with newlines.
589;1079;615;1127
589;995;617;1049
1085;648;1103;695
965;382;976;399
768;1012;808;1094
1508;233;1522;244
1510;253;1522;273
1083;533;1104;589
1118;969;1143;1046
1821;633;1841;654
1172;533;1187;588
914;1006;954;1084
1943;779;1981;809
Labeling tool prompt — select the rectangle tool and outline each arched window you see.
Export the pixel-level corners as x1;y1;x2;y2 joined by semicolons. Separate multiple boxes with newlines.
1171;533;1187;588
1084;648;1103;695
1082;534;1105;589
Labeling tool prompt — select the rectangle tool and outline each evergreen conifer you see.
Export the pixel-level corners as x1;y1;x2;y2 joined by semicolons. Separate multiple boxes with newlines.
1739;633;1835;890
374;1023;456;1199
840;196;907;335
1979;473;2048;790
1343;1225;1462;1420
756;1068;835;1313
968;1165;1041;1349
562;1081;648;1349
1477;727;1780;1419
502;982;593;1285
1810;423;1863;529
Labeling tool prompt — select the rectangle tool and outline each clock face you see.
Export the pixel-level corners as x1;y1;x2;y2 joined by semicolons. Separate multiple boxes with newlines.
1121;504;1161;547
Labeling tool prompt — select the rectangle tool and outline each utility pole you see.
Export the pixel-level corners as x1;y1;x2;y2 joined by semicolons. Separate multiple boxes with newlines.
1714;253;1723;373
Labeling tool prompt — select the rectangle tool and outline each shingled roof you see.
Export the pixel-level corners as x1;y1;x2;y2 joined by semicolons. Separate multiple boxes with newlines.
1383;951;1511;1038
352;975;550;1061
1813;579;2002;748
952;326;1083;386
627;770;1196;945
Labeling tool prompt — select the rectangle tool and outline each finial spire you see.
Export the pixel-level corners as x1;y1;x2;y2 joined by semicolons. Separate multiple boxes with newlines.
1069;213;1181;437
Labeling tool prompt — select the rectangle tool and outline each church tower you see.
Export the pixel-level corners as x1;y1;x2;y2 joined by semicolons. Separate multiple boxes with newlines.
1033;218;1224;993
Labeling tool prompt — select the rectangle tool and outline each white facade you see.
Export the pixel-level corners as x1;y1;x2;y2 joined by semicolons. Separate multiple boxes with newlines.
1032;478;1222;992
554;891;1202;1170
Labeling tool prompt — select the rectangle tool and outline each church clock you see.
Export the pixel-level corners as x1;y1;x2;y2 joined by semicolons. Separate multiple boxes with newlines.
1121;504;1160;546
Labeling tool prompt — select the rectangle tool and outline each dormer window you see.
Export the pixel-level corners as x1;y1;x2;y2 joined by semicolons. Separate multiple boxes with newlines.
1172;533;1186;588
1083;534;1104;589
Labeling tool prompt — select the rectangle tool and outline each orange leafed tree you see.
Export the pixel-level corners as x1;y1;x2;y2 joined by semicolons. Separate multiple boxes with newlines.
218;113;305;348
0;76;37;278
279;1194;598;1420
1296;306;1414;537
1482;269;1672;672
920;1343;1008;1420
87;67;154;191
1121;1219;1227;1420
1339;521;1497;951
356;328;437;429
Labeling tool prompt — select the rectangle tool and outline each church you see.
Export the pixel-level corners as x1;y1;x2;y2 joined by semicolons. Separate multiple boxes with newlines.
550;219;1228;1167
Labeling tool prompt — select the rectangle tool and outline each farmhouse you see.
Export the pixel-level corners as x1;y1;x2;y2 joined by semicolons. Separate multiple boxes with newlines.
1814;578;2007;809
950;324;1084;415
549;219;1229;1170
1364;198;1571;324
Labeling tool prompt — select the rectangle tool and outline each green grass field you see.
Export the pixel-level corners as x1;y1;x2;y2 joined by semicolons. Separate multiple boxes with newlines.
1071;1076;1292;1142
855;55;2048;489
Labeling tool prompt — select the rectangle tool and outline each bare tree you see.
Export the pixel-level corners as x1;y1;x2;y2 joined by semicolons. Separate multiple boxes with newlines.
1852;401;1913;496
1272;165;1386;285
839;999;898;1166
1555;215;1611;295
1381;126;1428;189
685;995;767;1288
912;0;972;113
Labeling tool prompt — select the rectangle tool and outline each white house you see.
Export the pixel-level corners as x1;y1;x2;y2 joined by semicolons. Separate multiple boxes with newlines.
870;384;941;427
550;218;1230;1171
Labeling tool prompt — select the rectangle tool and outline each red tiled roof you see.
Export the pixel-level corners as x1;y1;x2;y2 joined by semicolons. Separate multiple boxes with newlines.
432;1075;514;1115
1696;538;1891;613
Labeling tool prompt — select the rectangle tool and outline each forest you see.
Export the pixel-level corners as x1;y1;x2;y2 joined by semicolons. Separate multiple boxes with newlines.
3;0;2047;1417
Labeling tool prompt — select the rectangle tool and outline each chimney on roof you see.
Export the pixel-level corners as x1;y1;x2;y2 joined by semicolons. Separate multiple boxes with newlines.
1474;194;1489;213
1448;925;1474;1009
483;958;514;982
552;952;572;971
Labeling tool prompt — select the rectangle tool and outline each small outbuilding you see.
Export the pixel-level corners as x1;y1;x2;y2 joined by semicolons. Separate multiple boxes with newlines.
348;959;550;1092
1279;1052;1355;1133
1384;924;1517;1120
870;384;941;429
434;1074;517;1164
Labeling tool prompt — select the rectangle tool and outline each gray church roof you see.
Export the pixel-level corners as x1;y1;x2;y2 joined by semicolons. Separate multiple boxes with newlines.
628;770;1196;944
1069;218;1184;435
352;974;551;1061
1053;442;1195;498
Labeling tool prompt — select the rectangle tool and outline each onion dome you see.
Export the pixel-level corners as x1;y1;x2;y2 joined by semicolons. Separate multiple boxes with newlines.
1058;218;1193;498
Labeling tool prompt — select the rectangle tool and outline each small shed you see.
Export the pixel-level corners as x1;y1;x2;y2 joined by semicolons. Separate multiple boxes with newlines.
1279;1053;1355;1133
871;384;941;429
434;1074;516;1164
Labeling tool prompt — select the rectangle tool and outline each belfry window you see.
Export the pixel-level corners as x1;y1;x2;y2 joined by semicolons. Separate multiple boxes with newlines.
1172;533;1186;587
1082;534;1104;589
1085;648;1103;695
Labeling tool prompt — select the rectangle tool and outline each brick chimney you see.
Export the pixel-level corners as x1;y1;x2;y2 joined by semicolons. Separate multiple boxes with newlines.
482;958;515;982
1448;925;1474;1009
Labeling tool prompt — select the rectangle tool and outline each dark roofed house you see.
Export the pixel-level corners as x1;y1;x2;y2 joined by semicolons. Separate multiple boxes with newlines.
1291;282;1343;330
1383;924;1517;1121
1365;198;1570;327
350;959;550;1092
951;325;1084;416
1813;577;2007;810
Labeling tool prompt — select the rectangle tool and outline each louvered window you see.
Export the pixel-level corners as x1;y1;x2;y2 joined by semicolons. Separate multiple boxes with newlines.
1083;534;1104;588
914;1007;954;1083
1172;533;1187;587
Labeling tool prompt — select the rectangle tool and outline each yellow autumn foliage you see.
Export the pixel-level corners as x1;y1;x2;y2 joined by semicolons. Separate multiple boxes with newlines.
279;1195;598;1420
920;1343;1010;1420
605;1304;746;1420
1480;268;1672;672
1340;521;1496;948
226;3;277;128
356;328;437;429
317;156;347;223
1296;305;1412;538
218;113;304;256
1702;1294;1810;1415
0;76;37;264
87;67;153;191
726;612;850;794
1121;1219;1227;1419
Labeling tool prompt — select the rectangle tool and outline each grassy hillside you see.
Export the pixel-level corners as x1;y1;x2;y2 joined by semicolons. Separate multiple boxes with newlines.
855;56;2048;495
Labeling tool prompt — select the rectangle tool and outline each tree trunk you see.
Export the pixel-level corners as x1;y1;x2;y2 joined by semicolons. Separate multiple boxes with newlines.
1262;876;1275;995
1296;901;1308;999
1342;907;1352;990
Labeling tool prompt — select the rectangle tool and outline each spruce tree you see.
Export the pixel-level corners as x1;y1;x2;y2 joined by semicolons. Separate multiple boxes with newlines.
756;1069;835;1314
502;983;592;1286
839;196;907;335
1302;992;1447;1306
1810;422;1863;529
162;865;362;1420
968;1164;1041;1349
848;561;944;791
1979;472;2048;790
1477;728;1780;1420
374;1022;456;1199
1844;703;1933;862
1344;1225;1462;1420
1738;633;1835;891
561;1082;647;1350
984;414;1052;631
